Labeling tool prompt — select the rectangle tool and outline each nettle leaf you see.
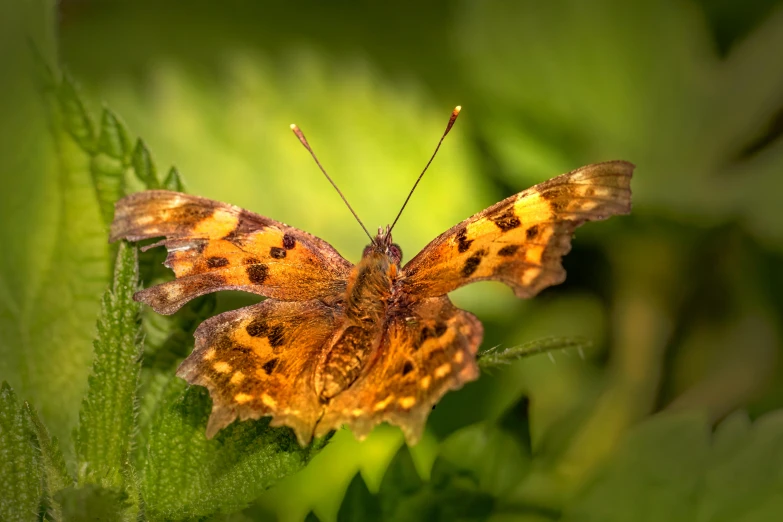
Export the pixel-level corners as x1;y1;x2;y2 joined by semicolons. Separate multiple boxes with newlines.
477;338;592;371
92;108;131;227
337;473;382;522
561;410;783;521
0;382;42;521
335;445;495;522
142;377;330;520
163;166;186;192
75;242;142;492
54;484;133;522
439;421;530;497
25;402;73;520
132;139;161;189
0;38;169;448
0;62;110;447
304;512;323;522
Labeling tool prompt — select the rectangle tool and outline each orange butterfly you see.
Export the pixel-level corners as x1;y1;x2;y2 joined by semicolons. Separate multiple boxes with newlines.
110;107;633;445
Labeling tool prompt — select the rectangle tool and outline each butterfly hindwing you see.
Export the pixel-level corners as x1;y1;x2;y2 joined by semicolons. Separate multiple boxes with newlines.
177;298;338;445
110;190;352;313
315;296;482;444
401;161;633;298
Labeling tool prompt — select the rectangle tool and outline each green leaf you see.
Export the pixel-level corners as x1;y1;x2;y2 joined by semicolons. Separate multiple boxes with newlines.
75;242;142;490
0;57;111;446
439;420;530;497
54;484;132;522
560;410;783;522
0;382;42;521
97;108;133;161
335;447;495;522
25;402;73;520
478;338;592;370
132;139;160;189
378;446;424;515
163;165;186;192
304;512;323;522
59;73;97;154
337;473;382;522
142;378;330;519
395;457;493;522
92;109;132;226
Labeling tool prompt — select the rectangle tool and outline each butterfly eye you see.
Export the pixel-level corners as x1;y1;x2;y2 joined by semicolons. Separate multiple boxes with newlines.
362;245;374;258
389;244;403;265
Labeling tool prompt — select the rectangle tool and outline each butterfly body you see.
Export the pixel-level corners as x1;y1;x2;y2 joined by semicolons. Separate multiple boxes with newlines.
110;160;634;445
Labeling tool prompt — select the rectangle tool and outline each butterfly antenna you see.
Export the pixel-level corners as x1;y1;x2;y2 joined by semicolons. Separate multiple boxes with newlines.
387;106;462;236
290;123;374;243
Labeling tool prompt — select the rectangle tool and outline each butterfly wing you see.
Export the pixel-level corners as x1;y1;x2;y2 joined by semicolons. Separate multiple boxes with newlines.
110;190;352;313
314;296;482;444
177;298;338;445
400;161;633;298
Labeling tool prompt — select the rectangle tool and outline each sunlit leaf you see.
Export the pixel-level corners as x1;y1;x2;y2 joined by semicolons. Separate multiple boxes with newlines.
560;410;783;521
0;382;42;521
75;243;142;491
142;377;330;519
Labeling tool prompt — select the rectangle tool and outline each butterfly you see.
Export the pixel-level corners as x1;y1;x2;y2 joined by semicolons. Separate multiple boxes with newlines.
110;107;633;445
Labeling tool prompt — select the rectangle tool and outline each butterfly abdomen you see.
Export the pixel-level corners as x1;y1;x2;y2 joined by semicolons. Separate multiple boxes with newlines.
315;325;378;400
312;251;396;400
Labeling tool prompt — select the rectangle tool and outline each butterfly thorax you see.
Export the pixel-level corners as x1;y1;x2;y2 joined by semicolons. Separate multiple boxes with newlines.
314;247;399;400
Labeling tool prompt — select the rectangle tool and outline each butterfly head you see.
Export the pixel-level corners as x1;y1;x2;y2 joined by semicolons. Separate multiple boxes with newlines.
362;226;403;265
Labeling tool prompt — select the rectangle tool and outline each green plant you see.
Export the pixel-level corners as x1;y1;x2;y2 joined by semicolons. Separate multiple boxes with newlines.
3;0;783;520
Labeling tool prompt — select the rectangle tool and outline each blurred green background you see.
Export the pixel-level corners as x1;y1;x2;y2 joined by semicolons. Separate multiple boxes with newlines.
1;0;783;520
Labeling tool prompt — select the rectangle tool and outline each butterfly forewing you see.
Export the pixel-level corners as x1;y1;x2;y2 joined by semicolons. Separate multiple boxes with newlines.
400;161;634;298
177;298;338;445
110;190;352;313
315;296;482;444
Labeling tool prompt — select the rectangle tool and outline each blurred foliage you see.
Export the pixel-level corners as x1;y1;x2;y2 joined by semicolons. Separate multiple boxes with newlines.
1;0;783;520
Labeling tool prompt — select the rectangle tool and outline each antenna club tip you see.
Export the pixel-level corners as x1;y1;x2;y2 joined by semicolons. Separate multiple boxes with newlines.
454;105;462;113
290;123;298;130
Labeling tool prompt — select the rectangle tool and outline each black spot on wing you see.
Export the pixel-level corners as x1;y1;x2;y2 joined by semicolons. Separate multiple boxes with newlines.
419;321;448;346
456;227;473;253
491;208;521;232
461;250;486;277
498;245;519;257
267;325;285;348
262;358;279;375
246;263;268;284
402;361;414;376
526;225;539;240
246;319;269;338
283;233;296;249
270;246;287;259
206;256;229;268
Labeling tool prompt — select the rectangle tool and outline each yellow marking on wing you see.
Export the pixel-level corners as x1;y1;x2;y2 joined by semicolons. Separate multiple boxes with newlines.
193;209;239;237
203;348;216;361
373;396;394;411
525;244;544;266
213;361;231;373
398;396;416;409
453;351;464;364
522;268;541;286
229;371;245;385
420;376;432;389
261;394;277;408
234;392;252;404
434;363;451;379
